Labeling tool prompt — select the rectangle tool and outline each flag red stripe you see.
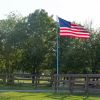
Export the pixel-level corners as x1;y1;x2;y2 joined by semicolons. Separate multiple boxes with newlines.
60;33;90;36
60;30;89;34
60;32;90;36
60;33;90;38
60;28;89;32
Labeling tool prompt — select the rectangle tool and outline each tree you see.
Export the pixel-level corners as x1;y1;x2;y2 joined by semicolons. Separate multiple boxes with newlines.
0;13;25;84
16;9;56;83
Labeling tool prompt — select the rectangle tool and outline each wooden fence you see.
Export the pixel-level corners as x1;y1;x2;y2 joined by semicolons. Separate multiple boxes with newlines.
0;74;100;93
0;74;52;86
54;74;100;93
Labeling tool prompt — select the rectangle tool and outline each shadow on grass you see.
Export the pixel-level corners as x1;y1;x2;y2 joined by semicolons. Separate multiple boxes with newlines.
0;84;52;90
45;92;100;100
0;84;34;90
45;93;70;100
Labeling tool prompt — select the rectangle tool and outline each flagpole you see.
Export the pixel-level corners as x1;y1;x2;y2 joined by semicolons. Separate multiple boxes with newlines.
56;16;60;75
56;28;59;74
56;16;60;92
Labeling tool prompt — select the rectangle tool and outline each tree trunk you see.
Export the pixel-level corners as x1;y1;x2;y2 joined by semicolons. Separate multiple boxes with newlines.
32;67;36;84
7;74;14;84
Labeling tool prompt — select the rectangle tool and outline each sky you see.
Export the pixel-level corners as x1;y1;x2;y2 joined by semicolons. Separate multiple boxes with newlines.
0;0;100;29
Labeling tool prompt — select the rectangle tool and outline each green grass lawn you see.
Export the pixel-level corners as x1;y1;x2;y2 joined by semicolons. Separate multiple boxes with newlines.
0;92;100;100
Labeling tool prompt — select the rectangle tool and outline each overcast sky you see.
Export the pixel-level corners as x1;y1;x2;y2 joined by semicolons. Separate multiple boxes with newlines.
0;0;100;28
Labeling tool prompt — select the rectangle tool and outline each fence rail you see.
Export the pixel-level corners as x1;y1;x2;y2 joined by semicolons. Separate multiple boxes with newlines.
53;74;100;93
0;74;100;93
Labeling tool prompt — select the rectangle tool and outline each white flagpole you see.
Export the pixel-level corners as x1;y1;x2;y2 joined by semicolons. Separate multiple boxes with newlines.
56;16;60;93
56;16;59;75
57;29;59;74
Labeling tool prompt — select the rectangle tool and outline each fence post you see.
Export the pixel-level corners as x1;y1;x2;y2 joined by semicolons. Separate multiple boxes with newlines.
35;74;38;88
85;74;89;93
54;74;57;92
69;75;73;93
50;74;54;89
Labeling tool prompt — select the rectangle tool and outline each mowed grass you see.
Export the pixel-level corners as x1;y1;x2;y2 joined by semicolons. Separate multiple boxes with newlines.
0;92;100;100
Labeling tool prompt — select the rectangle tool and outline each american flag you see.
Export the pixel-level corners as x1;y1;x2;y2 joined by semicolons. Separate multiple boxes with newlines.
58;17;90;38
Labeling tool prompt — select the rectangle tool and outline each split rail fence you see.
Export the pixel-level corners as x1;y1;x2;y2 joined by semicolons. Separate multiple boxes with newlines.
0;74;100;93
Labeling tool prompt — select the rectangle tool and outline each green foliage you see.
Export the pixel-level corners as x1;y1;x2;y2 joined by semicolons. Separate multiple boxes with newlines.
0;9;100;75
18;9;56;74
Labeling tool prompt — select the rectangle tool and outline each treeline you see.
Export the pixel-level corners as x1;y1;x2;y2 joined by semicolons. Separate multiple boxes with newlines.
0;9;100;76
